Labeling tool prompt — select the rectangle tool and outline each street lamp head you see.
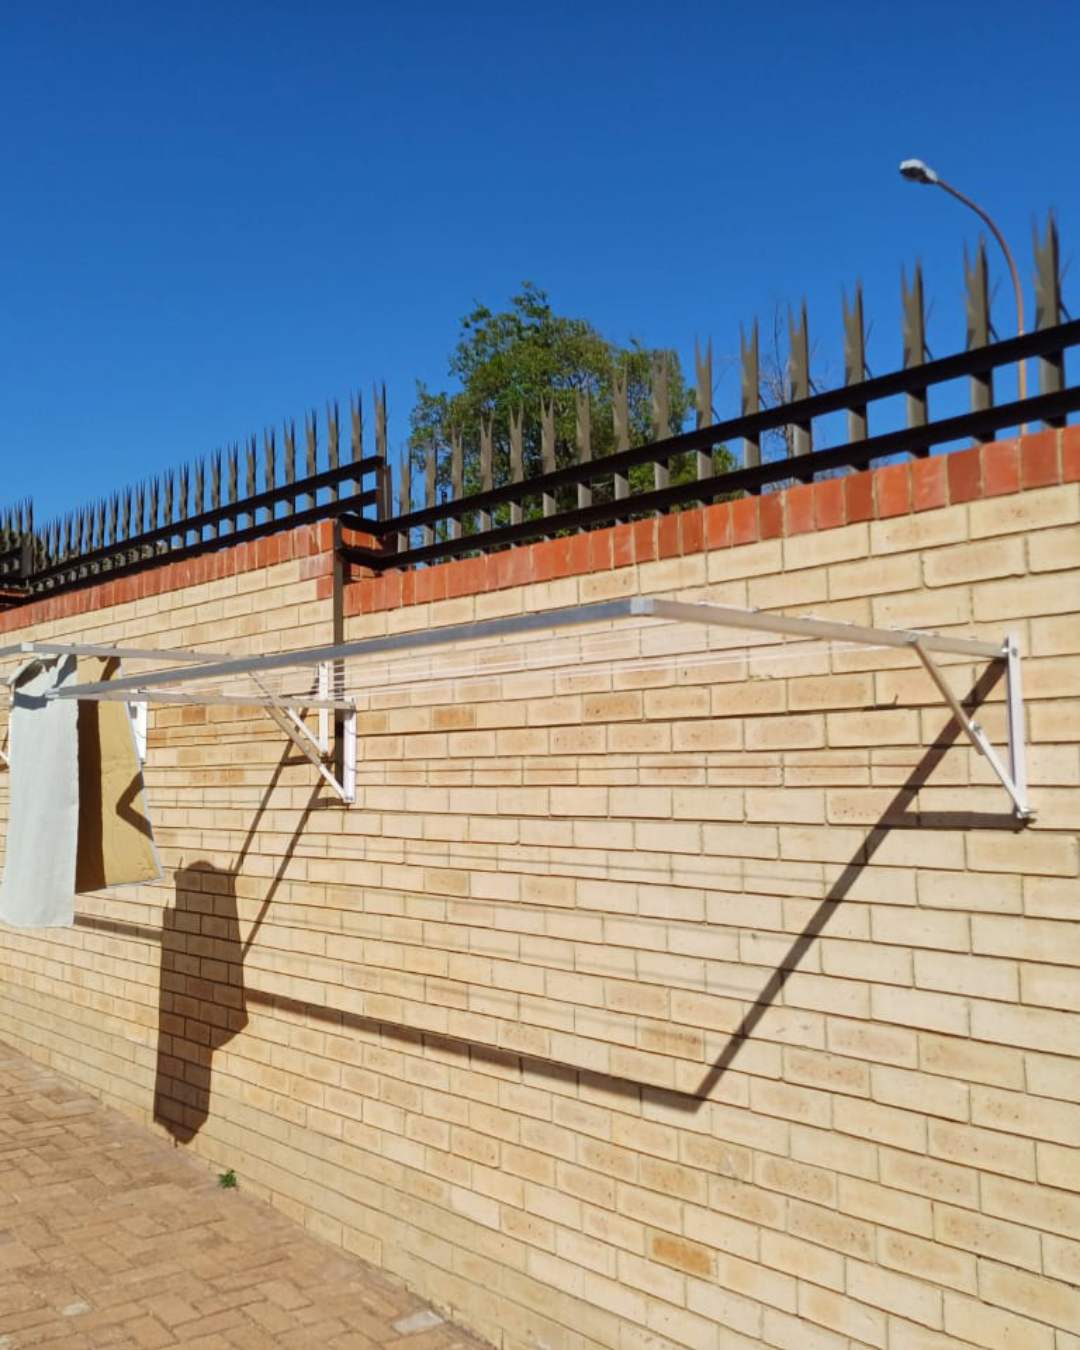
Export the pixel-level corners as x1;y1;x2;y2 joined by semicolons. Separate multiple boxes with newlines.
899;158;940;186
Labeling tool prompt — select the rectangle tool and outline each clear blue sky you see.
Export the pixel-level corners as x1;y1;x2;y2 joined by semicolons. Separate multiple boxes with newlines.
4;1;1077;523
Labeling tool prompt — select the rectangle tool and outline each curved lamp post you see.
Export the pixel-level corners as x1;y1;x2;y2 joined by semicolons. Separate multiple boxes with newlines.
899;158;1027;404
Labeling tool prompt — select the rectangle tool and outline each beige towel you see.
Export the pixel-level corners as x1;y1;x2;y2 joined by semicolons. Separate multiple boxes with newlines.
75;657;161;892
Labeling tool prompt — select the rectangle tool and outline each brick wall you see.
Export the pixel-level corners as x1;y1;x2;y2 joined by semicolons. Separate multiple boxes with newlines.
1;430;1078;1349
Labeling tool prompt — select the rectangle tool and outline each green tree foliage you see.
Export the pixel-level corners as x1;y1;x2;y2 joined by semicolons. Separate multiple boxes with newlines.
406;283;733;510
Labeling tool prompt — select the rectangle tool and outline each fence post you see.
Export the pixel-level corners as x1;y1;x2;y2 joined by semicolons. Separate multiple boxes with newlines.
450;429;464;540
695;338;713;484
399;449;411;555
788;302;812;461
612;371;629;503
964;241;993;415
651;352;670;491
1034;214;1065;426
479;417;494;531
843;284;868;442
902;263;929;441
510;407;524;525
541;398;556;519
423;435;437;548
576;391;592;509
740;321;760;470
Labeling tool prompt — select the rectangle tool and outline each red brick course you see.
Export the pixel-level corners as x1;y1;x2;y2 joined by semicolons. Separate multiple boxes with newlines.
4;427;1077;628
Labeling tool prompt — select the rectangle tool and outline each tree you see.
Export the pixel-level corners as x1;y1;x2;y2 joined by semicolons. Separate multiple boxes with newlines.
406;283;733;513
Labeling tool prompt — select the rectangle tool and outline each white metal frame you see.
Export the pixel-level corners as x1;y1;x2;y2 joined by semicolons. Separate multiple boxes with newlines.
28;598;1032;819
0;640;357;805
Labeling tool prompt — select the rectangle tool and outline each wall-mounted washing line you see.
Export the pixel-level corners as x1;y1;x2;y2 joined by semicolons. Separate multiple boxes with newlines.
36;597;1033;822
0;639;357;804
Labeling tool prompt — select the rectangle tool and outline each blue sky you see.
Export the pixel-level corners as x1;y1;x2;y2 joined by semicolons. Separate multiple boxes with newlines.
3;1;1077;523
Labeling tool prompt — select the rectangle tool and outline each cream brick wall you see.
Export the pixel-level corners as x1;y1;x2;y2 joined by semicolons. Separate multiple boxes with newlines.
0;482;1078;1349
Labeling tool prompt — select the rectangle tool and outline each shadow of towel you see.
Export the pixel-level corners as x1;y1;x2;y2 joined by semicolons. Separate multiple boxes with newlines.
153;862;248;1143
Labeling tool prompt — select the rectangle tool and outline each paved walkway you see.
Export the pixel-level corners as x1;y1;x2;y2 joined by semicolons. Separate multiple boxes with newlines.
0;1044;485;1348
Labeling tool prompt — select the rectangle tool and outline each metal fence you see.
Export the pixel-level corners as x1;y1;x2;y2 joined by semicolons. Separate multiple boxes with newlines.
1;397;390;600
2;217;1074;603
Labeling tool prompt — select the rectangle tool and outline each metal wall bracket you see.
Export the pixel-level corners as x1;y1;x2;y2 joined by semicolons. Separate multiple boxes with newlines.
912;634;1032;820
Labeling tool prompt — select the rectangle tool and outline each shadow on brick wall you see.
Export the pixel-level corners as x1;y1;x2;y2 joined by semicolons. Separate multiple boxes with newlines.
153;861;248;1144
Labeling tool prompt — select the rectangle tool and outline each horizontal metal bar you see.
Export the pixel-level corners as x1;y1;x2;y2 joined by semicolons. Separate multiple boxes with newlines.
53;597;1008;707
52;599;646;698
0;640;225;663
644;598;1004;659
51;687;354;711
367;386;1080;566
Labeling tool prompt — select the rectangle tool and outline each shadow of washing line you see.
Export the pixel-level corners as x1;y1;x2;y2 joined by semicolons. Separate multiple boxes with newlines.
74;663;1020;1120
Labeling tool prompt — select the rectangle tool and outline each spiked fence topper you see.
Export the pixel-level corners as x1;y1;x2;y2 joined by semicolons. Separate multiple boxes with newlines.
3;212;1074;601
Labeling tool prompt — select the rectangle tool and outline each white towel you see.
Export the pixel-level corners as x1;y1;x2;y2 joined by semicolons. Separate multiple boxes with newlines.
0;656;80;928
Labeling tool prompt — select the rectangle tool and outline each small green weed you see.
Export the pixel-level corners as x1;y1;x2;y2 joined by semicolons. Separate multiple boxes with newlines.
217;1168;238;1190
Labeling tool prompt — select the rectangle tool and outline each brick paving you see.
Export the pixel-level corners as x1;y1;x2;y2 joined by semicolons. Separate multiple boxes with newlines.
0;1044;486;1348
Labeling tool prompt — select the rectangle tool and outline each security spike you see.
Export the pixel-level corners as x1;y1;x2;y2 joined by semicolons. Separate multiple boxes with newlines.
694;337;713;481
964;241;993;413
327;401;340;470
194;460;205;514
540;397;556;475
902;262;928;430
612;369;629;501
108;494;119;545
374;383;388;463
211;451;222;509
843;283;868;441
478;416;494;530
121;488;132;540
228;446;239;504
135;482;145;534
399;446;411;515
350;393;363;463
264;429;276;491
305;411;318;477
450;426;464;502
575;390;592;509
282;424;295;515
1034;212;1063;330
788;301;812;456
246;437;257;498
449;427;464;539
95;500;105;549
964;242;991;349
650;350;671;442
540;396;556;518
1034;213;1064;413
422;434;437;548
509;405;524;525
149;477;159;530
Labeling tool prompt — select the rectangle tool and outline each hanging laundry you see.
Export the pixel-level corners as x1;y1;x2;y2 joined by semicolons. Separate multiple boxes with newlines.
0;655;80;927
74;656;161;893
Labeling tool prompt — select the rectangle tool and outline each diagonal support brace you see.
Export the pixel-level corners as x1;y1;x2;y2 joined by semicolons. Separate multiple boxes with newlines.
912;636;1033;820
263;701;356;804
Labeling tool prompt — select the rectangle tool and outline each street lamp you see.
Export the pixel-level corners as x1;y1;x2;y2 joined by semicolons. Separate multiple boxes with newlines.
899;159;1027;403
